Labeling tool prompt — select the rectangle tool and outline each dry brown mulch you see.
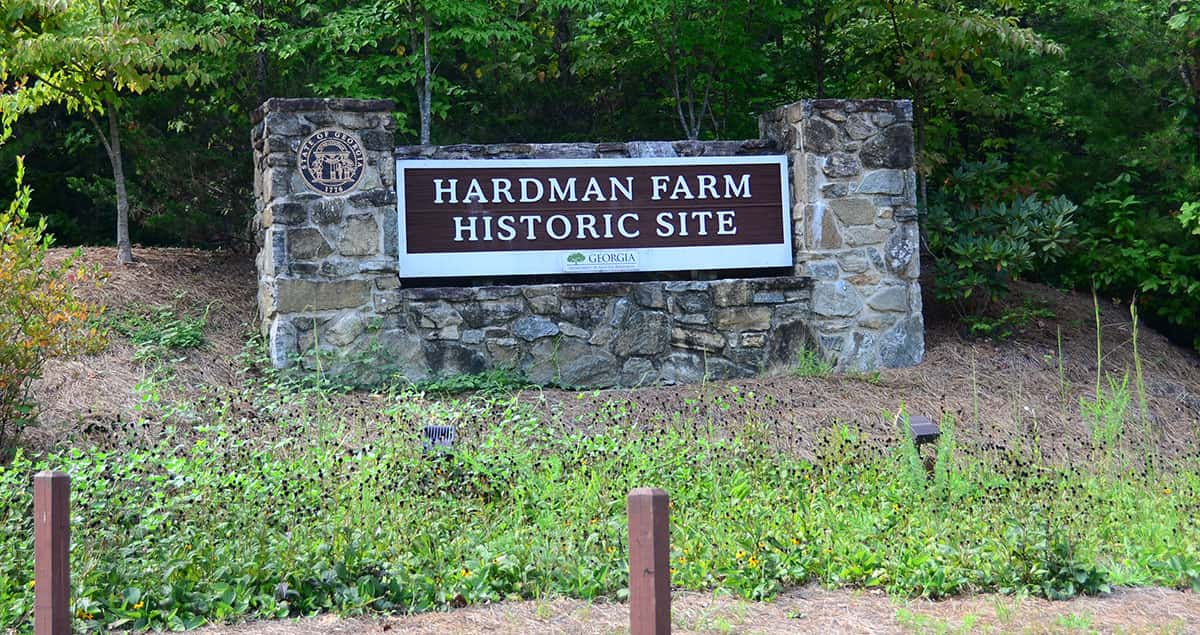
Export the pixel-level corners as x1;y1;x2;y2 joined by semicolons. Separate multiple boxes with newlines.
177;586;1199;634
28;247;1200;460
30;247;254;448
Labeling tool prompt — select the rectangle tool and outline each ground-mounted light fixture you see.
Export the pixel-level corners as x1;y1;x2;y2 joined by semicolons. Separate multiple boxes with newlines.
422;424;456;452
908;414;940;446
908;413;940;477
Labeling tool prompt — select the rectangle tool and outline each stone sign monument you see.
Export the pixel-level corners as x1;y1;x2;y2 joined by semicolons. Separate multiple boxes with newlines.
251;98;923;387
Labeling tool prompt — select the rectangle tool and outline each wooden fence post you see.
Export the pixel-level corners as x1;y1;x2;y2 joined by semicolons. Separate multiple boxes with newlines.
628;487;670;635
34;471;70;635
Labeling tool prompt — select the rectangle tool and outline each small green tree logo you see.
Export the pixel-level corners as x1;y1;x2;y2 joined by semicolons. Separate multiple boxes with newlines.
566;252;586;264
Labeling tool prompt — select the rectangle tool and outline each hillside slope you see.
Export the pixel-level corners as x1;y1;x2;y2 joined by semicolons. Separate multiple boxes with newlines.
29;247;1200;457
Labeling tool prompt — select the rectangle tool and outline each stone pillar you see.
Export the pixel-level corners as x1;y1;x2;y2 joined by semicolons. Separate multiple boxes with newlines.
760;100;924;370
251;98;400;369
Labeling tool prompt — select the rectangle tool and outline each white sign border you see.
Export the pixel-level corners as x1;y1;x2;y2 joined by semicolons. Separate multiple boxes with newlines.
396;155;792;278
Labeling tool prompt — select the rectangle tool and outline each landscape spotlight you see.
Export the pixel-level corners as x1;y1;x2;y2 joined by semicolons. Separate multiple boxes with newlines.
908;414;940;446
422;424;456;452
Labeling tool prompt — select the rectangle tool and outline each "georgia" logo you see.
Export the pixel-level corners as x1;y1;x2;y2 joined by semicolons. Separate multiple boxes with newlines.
297;129;366;195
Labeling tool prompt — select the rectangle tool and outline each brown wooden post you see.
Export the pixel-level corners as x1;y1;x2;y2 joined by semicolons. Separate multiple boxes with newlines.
628;487;670;635
34;471;70;635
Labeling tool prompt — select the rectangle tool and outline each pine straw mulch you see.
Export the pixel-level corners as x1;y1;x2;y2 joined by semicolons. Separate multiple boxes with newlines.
177;585;1199;634
28;246;1200;461
29;246;255;447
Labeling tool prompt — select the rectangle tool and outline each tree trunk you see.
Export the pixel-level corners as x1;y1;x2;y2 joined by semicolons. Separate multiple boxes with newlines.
254;0;268;105
915;87;928;212
813;0;826;99
106;105;133;265
419;11;432;145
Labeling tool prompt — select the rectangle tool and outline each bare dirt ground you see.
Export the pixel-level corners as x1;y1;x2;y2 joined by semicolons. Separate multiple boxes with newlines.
180;586;1199;634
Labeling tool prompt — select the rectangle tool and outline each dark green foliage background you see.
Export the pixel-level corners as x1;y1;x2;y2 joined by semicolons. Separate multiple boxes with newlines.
3;0;1199;347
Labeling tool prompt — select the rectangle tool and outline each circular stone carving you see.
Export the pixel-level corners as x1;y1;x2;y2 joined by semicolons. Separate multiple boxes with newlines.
297;129;366;195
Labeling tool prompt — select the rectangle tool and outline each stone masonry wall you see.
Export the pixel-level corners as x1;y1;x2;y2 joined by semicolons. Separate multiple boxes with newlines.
760;99;924;370
253;98;923;386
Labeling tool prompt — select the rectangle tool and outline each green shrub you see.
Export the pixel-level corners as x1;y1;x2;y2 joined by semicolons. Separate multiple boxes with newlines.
1076;173;1200;351
924;158;1076;321
0;158;104;450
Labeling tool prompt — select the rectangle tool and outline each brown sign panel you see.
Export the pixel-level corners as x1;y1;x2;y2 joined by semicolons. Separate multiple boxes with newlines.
397;156;791;277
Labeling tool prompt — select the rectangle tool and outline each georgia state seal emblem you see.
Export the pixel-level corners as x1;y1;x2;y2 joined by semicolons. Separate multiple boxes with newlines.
297;129;366;195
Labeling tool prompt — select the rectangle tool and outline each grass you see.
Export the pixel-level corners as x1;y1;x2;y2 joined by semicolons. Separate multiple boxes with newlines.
1;378;1199;631
104;302;211;362
793;347;833;378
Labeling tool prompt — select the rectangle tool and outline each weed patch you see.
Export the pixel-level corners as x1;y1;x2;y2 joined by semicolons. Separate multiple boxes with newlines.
107;302;210;362
2;388;1199;631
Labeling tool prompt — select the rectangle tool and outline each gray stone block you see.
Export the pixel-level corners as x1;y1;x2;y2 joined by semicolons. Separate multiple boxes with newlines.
829;198;876;226
558;350;620;387
670;327;726;352
867;285;909;312
620;358;658;387
513;315;560;341
528;293;560;315
823;152;862;178
836;250;870;273
844;114;876;141
561;297;614;328
412;301;463;329
806;260;841;280
476;286;522;300
275;279;371;313
862;125;914;168
671;291;710;314
633;283;666;308
287;228;331;260
812;206;842;249
461;300;526;327
739;332;768;348
426;342;487;377
713;307;771;330
821;183;850;198
712;280;752;307
322;311;366;347
525;337;616;386
879;315;924;367
337;215;379;256
752;291;786;304
559;322;590;339
614;310;670;356
839;331;879;372
270;202;307;225
372;289;403;314
312;198;346;225
812;281;864;318
885;224;918;274
487;337;520;368
856;170;906;195
376;329;430;382
803;118;838;154
772;302;807;327
664;280;710;292
843;227;890;247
